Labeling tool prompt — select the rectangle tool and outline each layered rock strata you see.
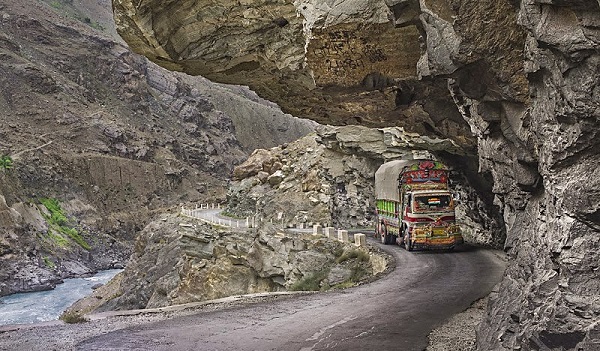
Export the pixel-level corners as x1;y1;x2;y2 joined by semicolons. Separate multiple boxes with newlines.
76;214;387;311
0;0;313;296
111;0;475;150
113;0;600;349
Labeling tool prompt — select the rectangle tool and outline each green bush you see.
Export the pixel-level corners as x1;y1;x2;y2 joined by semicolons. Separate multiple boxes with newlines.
40;198;90;250
43;256;56;269
0;155;12;170
47;230;70;248
335;249;370;264
61;311;87;324
290;270;328;291
49;0;62;9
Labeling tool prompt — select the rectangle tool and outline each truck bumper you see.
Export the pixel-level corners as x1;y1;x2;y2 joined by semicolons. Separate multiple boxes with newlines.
412;234;463;250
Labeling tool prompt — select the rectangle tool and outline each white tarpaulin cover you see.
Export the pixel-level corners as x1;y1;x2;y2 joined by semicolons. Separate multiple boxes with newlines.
374;160;419;201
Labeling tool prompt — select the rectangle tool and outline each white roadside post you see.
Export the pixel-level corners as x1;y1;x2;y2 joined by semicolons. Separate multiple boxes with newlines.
354;233;367;247
338;230;349;243
313;224;322;236
324;227;335;239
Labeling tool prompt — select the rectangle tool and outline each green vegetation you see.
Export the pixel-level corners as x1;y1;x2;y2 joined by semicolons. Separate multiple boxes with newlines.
40;198;91;250
335;249;370;264
85;18;105;31
47;230;70;248
349;264;367;283
60;311;87;324
45;0;105;31
290;270;329;291
0;155;13;170
43;256;56;269
49;0;63;9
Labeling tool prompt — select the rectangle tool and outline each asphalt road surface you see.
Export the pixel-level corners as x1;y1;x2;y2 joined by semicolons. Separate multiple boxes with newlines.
76;242;506;351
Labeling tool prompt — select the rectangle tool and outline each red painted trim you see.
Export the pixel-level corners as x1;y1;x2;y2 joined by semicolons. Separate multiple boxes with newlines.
404;216;455;223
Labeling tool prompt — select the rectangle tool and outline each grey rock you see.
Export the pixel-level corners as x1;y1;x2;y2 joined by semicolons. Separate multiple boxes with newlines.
86;216;385;311
267;170;285;186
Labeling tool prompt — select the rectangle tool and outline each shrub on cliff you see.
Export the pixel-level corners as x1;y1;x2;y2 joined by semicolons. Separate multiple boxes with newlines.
0;155;13;170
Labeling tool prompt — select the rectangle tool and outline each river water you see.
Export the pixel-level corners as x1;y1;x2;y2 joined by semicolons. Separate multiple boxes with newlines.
0;269;122;325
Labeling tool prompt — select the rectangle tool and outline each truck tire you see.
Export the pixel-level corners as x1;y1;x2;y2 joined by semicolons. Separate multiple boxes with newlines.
404;230;413;251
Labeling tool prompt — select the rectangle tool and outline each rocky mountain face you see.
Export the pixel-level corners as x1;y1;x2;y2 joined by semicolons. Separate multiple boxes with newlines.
66;213;387;313
0;0;313;296
227;125;502;247
113;0;600;349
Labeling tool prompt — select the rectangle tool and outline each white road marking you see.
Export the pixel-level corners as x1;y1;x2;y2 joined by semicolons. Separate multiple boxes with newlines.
300;315;358;351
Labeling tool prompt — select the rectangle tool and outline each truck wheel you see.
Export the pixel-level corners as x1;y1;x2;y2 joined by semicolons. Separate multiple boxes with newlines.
404;231;413;251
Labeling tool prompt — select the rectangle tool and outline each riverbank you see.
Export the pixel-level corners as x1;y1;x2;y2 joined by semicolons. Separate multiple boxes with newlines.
0;269;122;325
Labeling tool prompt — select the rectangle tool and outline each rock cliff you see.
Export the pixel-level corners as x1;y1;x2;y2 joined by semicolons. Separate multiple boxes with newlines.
113;0;600;349
0;0;313;296
68;214;387;313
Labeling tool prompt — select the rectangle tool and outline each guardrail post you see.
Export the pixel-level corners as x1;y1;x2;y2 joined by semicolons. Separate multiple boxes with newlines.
324;227;335;239
354;233;367;247
313;224;322;235
338;229;349;243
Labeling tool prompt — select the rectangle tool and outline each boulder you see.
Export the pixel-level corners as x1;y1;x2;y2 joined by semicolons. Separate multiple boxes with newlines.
267;170;284;186
232;149;279;180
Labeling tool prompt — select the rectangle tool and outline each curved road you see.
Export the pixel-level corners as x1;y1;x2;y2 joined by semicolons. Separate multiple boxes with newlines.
77;242;505;351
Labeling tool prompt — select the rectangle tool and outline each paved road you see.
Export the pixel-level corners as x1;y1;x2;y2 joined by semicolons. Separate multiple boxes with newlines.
76;243;506;351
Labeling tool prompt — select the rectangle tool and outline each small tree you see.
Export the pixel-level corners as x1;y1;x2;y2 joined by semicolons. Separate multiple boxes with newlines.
0;155;12;170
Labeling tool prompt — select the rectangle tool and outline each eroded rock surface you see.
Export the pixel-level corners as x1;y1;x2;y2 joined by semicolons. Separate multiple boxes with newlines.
76;214;386;311
111;0;475;150
113;1;600;349
0;0;313;296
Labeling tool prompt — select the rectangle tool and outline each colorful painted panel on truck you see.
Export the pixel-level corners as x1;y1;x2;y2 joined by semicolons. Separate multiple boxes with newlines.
374;160;463;251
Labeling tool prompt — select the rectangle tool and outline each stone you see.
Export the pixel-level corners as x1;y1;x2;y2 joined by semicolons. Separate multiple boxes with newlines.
326;266;353;286
233;149;278;180
256;171;269;184
267;170;284;186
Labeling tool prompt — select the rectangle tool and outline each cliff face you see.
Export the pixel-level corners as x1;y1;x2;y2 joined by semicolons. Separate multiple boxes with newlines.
68;214;387;313
470;3;600;350
113;0;600;349
0;0;313;296
111;0;475;151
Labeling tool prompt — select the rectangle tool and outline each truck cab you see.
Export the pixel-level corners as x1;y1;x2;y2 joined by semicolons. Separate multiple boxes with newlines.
399;189;462;250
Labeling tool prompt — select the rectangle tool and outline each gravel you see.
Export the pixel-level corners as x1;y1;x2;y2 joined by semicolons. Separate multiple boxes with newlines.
426;297;489;351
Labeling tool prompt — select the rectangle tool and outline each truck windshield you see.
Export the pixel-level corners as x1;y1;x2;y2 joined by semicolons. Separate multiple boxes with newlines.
413;195;453;213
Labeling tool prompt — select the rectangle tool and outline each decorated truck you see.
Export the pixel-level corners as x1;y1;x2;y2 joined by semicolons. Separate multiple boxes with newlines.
374;160;463;250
